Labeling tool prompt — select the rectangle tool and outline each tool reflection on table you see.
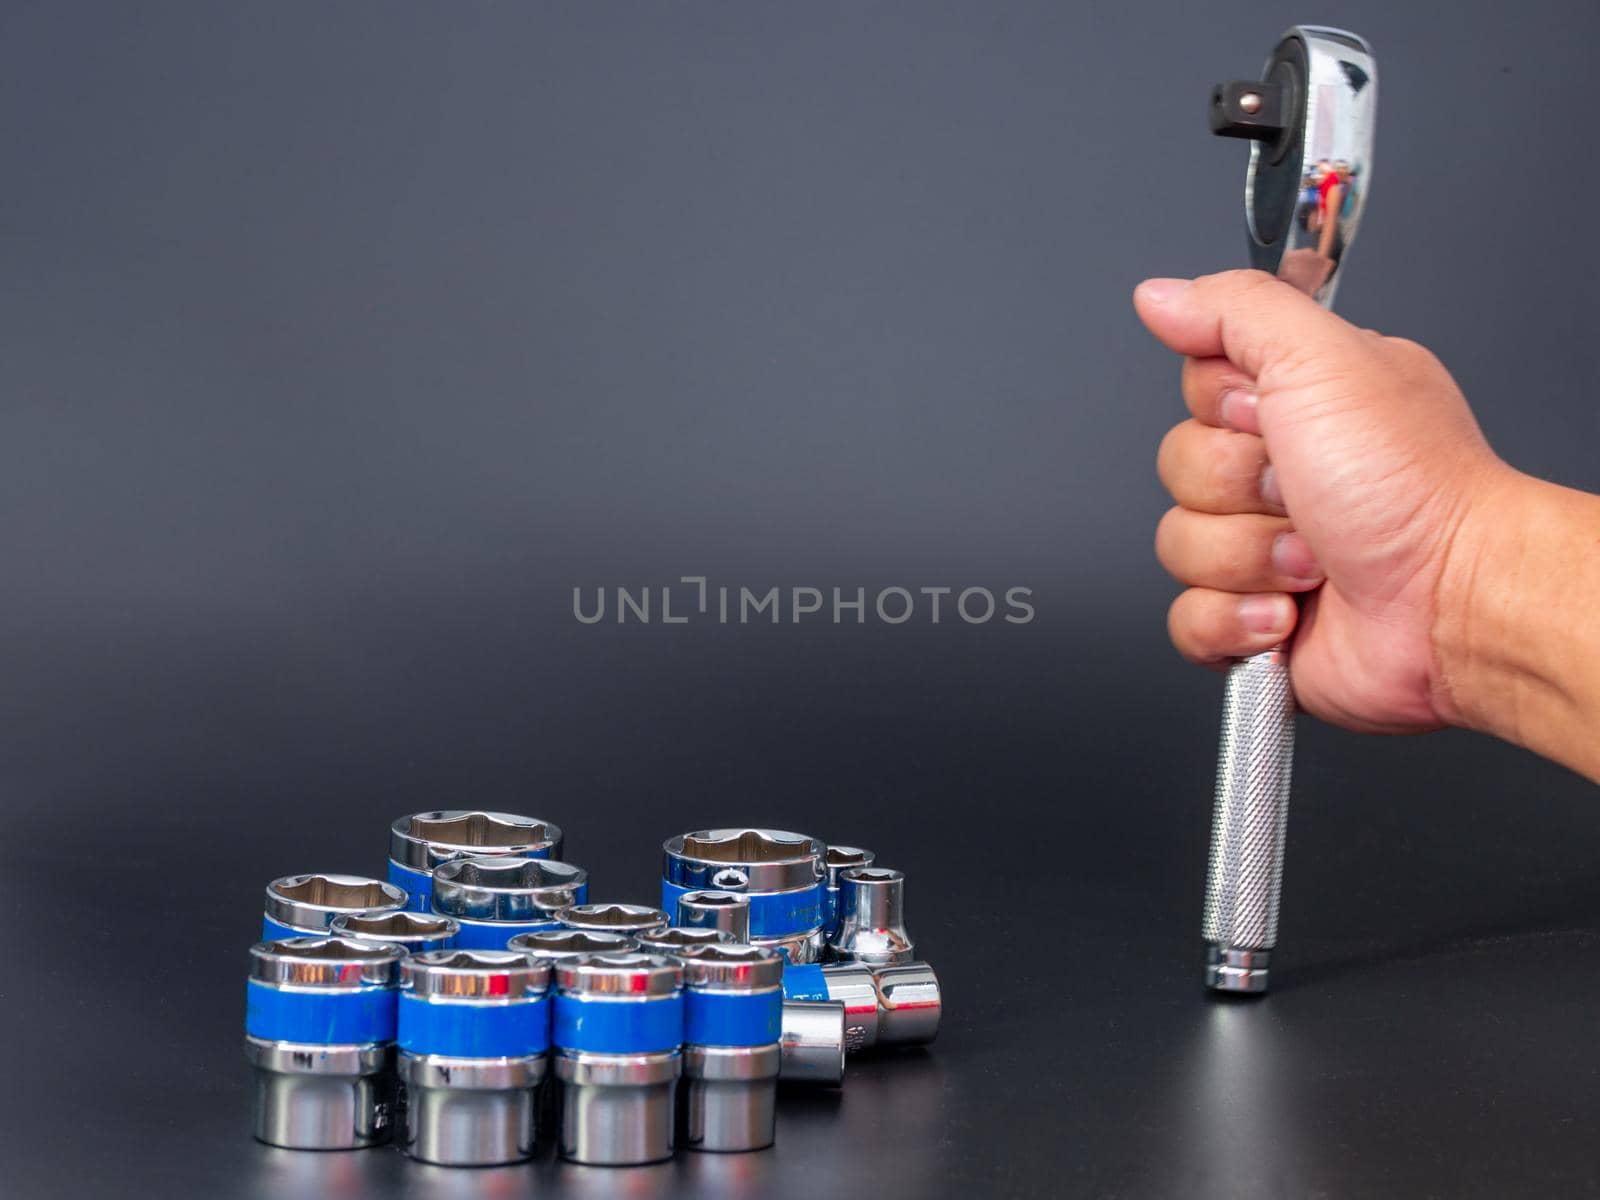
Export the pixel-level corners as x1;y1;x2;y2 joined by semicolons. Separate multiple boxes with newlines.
1201;27;1377;994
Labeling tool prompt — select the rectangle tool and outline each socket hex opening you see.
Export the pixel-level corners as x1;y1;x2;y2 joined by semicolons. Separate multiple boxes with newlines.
274;875;399;909
509;929;636;956
560;903;669;929
335;912;453;938
263;937;399;962
825;847;872;868
436;857;582;889
846;868;901;884
680;829;814;863
407;812;550;848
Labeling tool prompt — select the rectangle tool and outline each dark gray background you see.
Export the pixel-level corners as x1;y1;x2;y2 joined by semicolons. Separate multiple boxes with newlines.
3;2;1598;1196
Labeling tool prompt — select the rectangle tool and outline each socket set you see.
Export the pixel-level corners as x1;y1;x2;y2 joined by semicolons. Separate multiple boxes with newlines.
245;818;942;1164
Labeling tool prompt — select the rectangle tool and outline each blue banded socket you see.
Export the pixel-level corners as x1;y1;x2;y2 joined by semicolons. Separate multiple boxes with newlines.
503;928;636;1130
330;910;459;953
262;873;407;940
557;903;670;939
661;829;827;964
553;953;684;1166
429;856;588;949
388;811;564;912
675;943;785;1153
243;936;405;1150
396;949;553;1166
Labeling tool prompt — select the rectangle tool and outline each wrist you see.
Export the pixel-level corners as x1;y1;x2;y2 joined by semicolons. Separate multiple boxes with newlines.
1430;463;1530;733
1432;465;1600;779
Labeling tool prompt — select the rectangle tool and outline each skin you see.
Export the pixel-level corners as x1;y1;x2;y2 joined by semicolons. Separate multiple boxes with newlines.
1135;270;1600;783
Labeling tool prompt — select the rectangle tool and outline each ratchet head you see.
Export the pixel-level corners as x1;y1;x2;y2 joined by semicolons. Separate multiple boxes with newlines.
1210;26;1377;307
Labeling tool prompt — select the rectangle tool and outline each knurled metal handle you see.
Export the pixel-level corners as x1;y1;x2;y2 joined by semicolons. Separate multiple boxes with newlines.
1202;646;1294;988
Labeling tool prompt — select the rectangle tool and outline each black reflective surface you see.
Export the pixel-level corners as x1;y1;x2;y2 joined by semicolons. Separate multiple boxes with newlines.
8;632;1600;1198
3;2;1598;1197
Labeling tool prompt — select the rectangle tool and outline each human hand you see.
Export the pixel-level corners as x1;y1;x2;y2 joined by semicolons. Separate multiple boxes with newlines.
1135;269;1513;735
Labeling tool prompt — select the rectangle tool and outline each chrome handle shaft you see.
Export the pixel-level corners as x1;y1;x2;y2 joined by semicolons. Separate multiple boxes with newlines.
1202;646;1294;992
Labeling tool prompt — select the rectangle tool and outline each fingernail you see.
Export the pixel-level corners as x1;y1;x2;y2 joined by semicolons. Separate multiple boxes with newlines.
1136;277;1190;304
1259;463;1283;508
1271;532;1323;583
1220;388;1260;433
1238;594;1292;634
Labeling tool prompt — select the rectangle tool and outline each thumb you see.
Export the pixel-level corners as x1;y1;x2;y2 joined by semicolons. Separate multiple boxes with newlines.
1132;269;1366;385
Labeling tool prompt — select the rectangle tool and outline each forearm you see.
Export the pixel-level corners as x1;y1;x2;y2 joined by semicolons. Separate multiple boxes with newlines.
1434;470;1600;781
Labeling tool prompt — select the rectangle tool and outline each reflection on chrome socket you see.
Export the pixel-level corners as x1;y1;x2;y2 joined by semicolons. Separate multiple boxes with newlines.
778;1000;847;1086
676;890;752;942
675;945;784;1153
832;867;913;966
262;874;407;940
330;910;458;953
554;953;684;1165
244;937;405;1149
557;903;671;938
387;811;563;912
397;950;552;1165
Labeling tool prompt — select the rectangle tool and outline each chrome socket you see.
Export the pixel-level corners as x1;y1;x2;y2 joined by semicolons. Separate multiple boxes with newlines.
330;910;458;953
396;949;552;1166
430;856;588;949
244;936;405;1149
557;902;671;939
676;890;752;942
675;944;784;1152
778;1000;847;1086
662;829;827;964
831;867;914;966
262;874;407;940
781;960;941;1051
553;953;684;1165
388;811;563;912
821;845;874;942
